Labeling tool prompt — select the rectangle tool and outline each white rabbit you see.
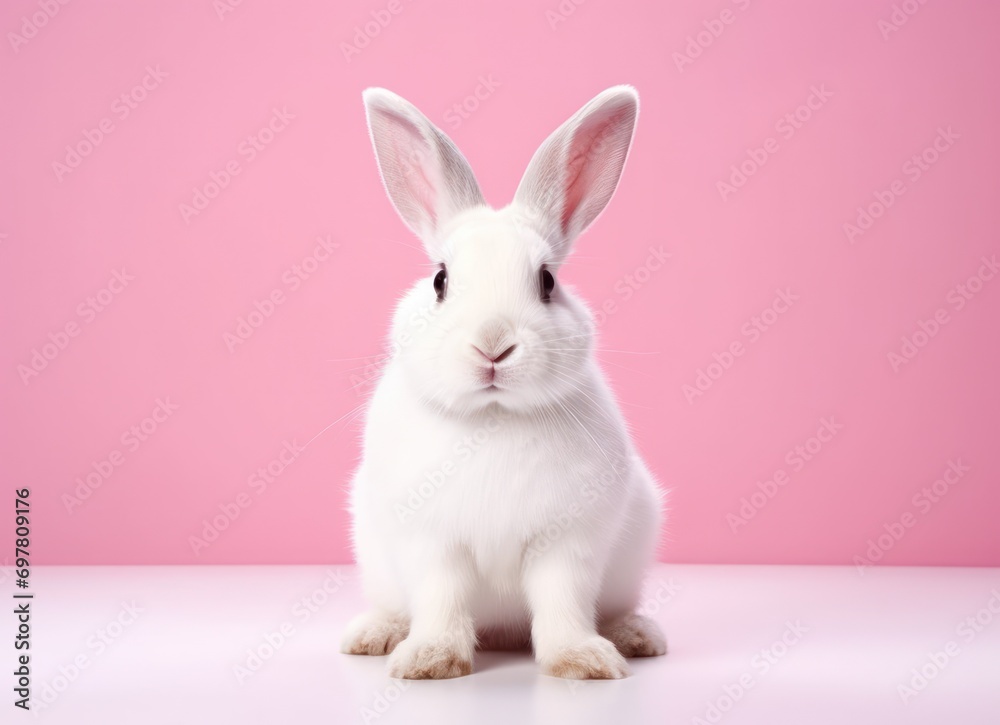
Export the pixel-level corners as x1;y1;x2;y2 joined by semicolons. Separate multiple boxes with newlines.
341;86;666;680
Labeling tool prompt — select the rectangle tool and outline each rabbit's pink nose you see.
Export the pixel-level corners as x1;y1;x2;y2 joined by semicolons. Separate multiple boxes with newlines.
472;344;517;364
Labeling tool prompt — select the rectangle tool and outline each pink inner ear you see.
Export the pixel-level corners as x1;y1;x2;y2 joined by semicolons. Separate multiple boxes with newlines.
561;144;589;234
392;133;438;226
559;104;633;235
378;107;439;230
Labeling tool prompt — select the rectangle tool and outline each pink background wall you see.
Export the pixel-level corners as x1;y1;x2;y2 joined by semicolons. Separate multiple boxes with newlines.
2;0;998;566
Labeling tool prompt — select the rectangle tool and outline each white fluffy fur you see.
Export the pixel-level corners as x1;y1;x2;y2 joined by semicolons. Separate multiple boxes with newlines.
342;86;665;680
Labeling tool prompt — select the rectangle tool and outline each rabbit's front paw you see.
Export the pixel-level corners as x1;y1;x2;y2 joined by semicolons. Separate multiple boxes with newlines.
540;635;630;679
599;613;667;657
340;611;409;656
387;635;473;679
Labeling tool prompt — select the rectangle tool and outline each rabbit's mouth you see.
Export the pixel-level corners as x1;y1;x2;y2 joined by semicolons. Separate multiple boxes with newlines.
478;364;509;391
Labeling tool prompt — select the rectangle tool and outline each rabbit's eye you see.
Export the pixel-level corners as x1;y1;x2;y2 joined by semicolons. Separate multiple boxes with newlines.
433;266;448;301
540;268;555;302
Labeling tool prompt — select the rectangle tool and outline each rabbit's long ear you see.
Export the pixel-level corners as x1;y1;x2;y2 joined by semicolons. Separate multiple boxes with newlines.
513;86;638;263
363;88;485;257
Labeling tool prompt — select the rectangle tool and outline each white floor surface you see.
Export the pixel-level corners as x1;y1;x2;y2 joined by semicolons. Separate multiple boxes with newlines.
9;564;1000;724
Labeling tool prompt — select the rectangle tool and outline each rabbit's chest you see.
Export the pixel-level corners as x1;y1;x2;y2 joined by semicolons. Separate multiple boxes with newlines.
381;411;608;534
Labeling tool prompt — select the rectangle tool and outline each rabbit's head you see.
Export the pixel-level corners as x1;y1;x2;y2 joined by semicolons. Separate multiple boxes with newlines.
363;86;638;415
